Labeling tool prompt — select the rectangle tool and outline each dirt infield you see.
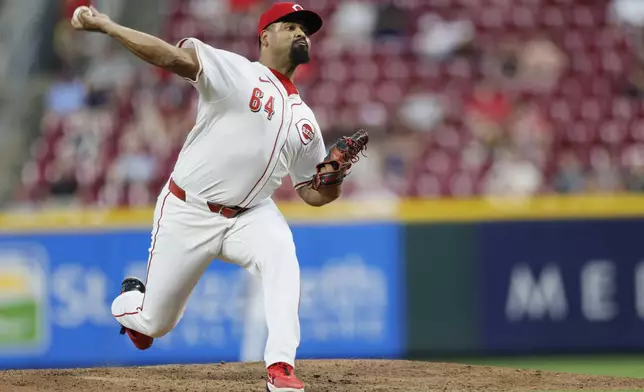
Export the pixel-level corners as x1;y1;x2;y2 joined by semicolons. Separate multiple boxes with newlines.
3;359;644;392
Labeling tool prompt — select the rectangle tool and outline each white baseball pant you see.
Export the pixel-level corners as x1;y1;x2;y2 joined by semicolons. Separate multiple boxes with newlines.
111;179;301;367
240;273;268;362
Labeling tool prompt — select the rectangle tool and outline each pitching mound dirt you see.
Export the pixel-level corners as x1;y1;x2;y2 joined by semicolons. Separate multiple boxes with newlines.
2;359;644;392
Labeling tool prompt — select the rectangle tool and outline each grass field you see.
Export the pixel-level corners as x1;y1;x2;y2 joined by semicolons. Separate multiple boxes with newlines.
453;355;644;378
449;355;644;391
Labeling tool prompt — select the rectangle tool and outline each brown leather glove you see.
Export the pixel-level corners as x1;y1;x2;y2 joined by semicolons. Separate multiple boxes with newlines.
311;129;369;190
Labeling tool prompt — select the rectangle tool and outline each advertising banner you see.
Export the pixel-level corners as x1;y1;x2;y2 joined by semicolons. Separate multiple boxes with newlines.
405;224;479;355
478;218;644;353
0;223;404;369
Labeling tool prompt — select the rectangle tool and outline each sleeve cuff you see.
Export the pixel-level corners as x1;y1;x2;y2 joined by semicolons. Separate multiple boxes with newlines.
176;37;204;85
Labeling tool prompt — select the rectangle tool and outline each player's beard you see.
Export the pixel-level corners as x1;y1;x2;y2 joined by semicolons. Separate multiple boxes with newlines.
289;41;310;66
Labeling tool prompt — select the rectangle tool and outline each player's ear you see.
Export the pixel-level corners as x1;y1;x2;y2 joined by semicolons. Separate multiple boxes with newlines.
259;30;270;49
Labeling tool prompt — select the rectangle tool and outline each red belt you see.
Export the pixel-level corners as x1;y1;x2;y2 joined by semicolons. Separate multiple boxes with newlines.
168;178;248;219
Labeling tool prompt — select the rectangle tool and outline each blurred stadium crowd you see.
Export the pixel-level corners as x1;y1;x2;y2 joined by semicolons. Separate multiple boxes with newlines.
11;0;644;208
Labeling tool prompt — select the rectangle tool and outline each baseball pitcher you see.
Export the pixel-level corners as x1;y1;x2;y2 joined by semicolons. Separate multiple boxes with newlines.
71;2;368;391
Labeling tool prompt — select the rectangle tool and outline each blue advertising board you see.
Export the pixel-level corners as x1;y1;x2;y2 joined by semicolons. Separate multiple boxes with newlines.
0;223;404;369
478;218;644;353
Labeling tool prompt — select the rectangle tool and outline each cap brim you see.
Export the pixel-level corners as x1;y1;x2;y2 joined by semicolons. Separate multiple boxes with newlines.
278;10;323;36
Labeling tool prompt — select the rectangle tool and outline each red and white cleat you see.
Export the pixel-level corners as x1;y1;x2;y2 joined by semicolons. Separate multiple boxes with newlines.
120;326;154;350
266;362;305;392
118;277;154;350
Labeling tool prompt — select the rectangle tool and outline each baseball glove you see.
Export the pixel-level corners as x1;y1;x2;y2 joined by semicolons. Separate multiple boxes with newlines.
311;129;369;190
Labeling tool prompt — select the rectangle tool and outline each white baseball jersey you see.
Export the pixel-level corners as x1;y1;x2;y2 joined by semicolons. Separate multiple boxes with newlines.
170;37;326;208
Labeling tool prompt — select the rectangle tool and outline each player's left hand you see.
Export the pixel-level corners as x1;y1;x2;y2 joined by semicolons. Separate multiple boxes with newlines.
311;129;369;190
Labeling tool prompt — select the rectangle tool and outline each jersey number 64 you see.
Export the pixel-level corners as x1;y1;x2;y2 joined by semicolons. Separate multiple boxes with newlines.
249;87;276;121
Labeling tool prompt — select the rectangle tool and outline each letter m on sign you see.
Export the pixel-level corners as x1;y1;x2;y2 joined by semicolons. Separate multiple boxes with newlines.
505;263;568;321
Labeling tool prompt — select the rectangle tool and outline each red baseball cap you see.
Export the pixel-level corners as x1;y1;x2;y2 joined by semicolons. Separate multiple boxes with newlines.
257;2;323;37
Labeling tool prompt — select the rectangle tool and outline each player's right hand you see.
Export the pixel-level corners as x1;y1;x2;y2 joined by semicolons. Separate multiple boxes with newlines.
71;6;112;33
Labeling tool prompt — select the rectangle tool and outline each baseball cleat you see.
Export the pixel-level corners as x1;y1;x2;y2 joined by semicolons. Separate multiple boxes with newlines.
266;362;304;392
118;277;154;350
121;276;146;294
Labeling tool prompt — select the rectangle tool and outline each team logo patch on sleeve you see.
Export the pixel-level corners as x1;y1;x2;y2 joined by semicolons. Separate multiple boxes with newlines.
296;119;316;145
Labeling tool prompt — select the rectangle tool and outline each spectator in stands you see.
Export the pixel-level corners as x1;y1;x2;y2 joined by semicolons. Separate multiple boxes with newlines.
611;0;644;97
330;0;377;52
123;89;172;158
84;44;135;104
482;147;542;197
464;83;512;149
383;153;407;196
189;0;228;19
45;69;86;115
587;149;624;193
100;131;157;207
44;150;79;205
611;0;644;58
624;145;644;191
54;1;94;74
155;79;197;150
397;90;445;133
381;135;423;196
493;37;565;93
510;103;552;166
344;144;400;201
414;13;475;61
517;38;566;93
622;68;644;98
125;180;154;206
112;132;158;186
493;38;521;82
374;1;408;42
553;151;586;194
